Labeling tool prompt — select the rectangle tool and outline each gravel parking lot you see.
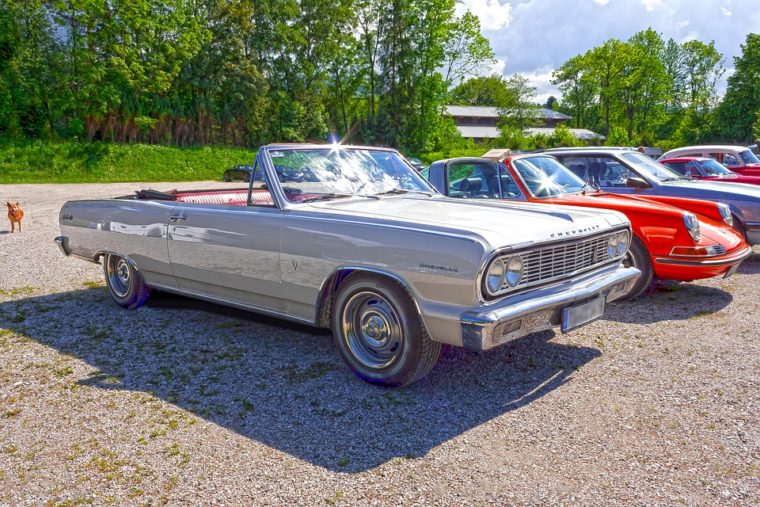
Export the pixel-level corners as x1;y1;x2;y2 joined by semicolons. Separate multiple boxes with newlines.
1;182;759;505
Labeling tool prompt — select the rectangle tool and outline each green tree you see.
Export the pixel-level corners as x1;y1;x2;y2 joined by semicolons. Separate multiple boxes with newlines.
448;75;516;107
718;33;760;142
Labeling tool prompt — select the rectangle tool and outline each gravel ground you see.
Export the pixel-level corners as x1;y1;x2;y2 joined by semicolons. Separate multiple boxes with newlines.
1;182;759;506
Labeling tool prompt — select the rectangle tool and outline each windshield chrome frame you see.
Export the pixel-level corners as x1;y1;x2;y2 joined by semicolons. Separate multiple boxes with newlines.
257;144;436;210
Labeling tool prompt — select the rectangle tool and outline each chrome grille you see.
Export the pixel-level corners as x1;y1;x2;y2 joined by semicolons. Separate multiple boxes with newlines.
517;235;610;287
494;231;627;294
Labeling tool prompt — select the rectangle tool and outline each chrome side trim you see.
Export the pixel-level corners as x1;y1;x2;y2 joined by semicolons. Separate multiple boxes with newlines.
654;246;753;266
744;221;760;231
147;282;315;326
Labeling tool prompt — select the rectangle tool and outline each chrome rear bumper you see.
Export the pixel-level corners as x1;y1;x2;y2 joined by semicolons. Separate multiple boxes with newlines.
460;263;640;351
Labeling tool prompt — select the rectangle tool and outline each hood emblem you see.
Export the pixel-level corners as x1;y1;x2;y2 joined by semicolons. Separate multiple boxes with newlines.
550;224;600;238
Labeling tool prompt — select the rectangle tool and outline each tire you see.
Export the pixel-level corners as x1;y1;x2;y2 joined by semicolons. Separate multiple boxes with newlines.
331;274;441;387
732;216;747;242
618;236;654;300
223;173;232;182
103;253;150;309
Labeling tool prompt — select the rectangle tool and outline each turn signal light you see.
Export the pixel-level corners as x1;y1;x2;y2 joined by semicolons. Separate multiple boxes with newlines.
670;245;725;257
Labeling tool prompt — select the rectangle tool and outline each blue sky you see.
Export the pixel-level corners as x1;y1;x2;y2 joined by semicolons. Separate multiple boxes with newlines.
456;0;760;103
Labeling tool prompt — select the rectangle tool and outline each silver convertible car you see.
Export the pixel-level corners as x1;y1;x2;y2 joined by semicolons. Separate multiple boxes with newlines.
55;144;640;386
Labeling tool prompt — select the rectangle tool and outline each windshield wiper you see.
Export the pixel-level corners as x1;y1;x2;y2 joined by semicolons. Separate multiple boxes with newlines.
300;193;353;203
374;188;433;197
301;193;380;203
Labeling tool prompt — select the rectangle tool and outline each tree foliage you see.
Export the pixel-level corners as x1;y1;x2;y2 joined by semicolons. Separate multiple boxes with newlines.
0;0;494;152
551;29;727;146
718;33;760;142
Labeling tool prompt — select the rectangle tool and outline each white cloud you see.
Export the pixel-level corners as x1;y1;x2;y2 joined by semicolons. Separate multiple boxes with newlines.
490;58;507;75
593;0;611;5
456;0;513;31
513;66;561;106
641;0;664;10
480;0;758;102
721;6;732;15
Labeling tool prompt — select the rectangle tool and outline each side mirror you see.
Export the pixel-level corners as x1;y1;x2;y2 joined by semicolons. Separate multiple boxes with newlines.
626;176;651;189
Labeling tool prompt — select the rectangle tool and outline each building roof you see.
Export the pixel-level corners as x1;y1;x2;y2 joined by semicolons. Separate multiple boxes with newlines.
455;125;501;139
445;105;571;121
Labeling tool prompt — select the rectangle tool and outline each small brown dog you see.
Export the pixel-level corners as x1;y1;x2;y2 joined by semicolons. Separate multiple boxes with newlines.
7;202;24;233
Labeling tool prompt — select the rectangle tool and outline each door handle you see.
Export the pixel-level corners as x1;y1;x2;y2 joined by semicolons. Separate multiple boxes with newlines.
169;214;186;222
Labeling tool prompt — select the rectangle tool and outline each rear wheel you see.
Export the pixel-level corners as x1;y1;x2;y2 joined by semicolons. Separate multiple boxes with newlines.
619;236;653;300
331;274;440;387
103;253;150;309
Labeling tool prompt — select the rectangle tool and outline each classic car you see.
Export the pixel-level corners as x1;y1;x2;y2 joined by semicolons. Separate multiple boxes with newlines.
55;144;640;386
659;145;760;177
659;156;760;186
223;164;254;182
545;147;760;246
425;155;751;299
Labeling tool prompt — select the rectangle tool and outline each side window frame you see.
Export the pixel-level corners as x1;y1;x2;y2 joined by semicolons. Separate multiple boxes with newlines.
496;163;524;200
247;159;277;208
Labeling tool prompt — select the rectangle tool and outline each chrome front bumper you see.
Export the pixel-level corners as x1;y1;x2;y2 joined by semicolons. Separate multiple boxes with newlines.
460;263;640;351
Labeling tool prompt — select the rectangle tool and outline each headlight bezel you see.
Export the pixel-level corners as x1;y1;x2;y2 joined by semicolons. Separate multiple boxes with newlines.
484;258;506;296
505;255;523;288
682;212;701;243
717;203;733;227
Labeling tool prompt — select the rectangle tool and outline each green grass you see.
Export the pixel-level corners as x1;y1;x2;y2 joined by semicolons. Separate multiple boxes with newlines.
0;140;255;183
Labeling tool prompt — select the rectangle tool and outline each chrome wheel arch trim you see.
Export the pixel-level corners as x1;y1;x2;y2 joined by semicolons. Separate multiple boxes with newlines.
94;250;141;271
314;265;428;333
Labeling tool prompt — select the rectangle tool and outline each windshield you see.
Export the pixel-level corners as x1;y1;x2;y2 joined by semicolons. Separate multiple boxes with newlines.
739;149;760;164
512;156;586;198
696;159;734;176
266;147;433;203
620;152;684;182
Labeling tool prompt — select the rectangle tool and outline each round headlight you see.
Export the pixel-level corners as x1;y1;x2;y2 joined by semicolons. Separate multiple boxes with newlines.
485;259;506;295
505;256;523;287
616;231;629;256
608;234;619;258
682;212;701;243
717;203;733;226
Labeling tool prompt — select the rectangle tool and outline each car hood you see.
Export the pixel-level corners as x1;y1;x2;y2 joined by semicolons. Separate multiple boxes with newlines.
703;174;760;185
550;192;687;216
306;196;628;249
660;179;760;200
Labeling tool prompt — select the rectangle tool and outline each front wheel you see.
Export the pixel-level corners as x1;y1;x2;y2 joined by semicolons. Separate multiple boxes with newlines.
618;236;654;300
103;253;150;309
331;274;441;387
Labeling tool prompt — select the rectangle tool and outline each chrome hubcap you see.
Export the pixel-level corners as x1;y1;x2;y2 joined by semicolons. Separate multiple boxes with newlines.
107;255;131;297
342;291;404;369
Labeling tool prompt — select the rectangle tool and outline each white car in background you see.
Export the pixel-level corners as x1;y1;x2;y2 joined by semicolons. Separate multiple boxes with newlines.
659;145;760;177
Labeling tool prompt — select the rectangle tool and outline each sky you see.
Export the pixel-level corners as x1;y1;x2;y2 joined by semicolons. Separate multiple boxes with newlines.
455;0;760;104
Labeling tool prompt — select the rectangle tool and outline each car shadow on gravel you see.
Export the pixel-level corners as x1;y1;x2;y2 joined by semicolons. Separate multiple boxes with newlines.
604;280;734;325
1;288;601;472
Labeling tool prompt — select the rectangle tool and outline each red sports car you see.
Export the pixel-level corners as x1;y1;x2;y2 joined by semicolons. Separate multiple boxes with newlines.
426;154;752;299
660;156;760;186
